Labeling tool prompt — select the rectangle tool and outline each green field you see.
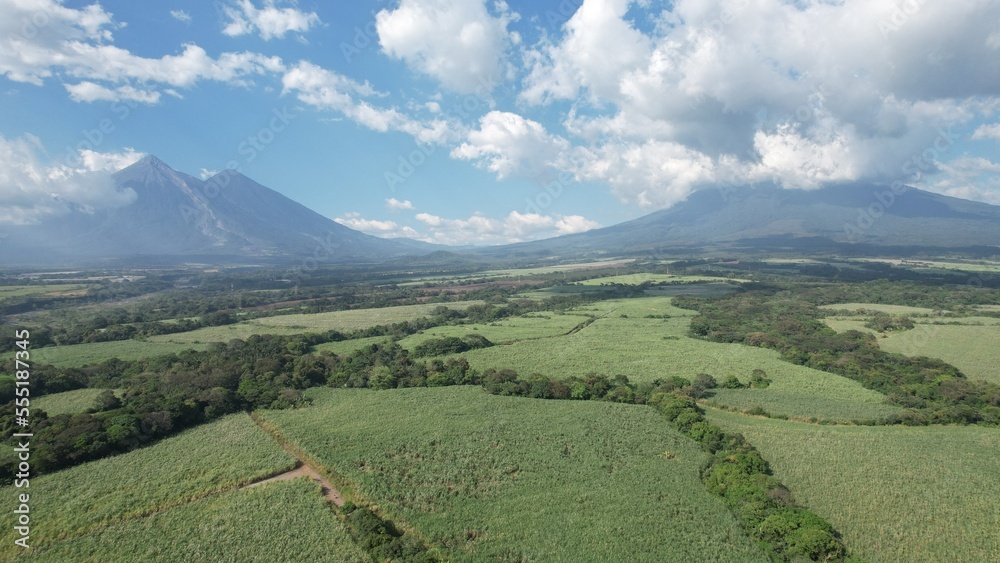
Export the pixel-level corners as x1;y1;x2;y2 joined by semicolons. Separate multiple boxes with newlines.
150;301;481;344
28;479;369;562
0;414;296;557
706;410;1000;562
399;312;592;350
313;336;393;356
34;388;112;415
878;324;1000;385
0;284;91;300
23;340;209;368
260;386;766;562
444;297;894;421
707;389;901;422
575;273;744;285
819;302;943;315
821;314;1000;385
859;258;1000;273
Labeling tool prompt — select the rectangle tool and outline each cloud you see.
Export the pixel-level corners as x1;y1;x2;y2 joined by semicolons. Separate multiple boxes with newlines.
917;156;1000;205
0;1;284;103
572;140;717;208
0;135;139;224
335;212;419;238
78;147;144;172
281;61;459;144
221;0;321;40
521;0;650;105
451;111;569;180
413;210;599;244
972;123;1000;141
506;0;1000;206
199;168;220;180
170;10;192;23
376;0;518;93
386;198;415;211
65;81;161;104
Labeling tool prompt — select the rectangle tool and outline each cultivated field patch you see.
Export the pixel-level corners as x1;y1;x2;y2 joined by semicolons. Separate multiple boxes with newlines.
150;301;482;344
34;388;113;416
25;340;209;368
706;410;1000;563
27;479;368;562
0;414;295;557
259;386;766;562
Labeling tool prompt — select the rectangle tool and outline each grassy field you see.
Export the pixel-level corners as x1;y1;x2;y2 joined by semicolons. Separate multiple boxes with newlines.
260;386;766;562
819;303;942;315
22;340;209;368
313;336;393;356
706;410;1000;562
0;284;91;300
28;479;369;562
878;324;1000;385
822;315;1000;385
399;312;593;350
444;297;895;421
0;414;296;557
575;273;743;285
34;388;113;415
150;301;481;344
858;258;1000;273
706;389;901;422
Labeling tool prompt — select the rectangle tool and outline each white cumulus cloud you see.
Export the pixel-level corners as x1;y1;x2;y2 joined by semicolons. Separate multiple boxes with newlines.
0;1;284;104
376;0;518;93
452;111;569;180
0;135;139;224
972;123;1000;141
385;198;415;211
221;0;321;40
335;212;419;238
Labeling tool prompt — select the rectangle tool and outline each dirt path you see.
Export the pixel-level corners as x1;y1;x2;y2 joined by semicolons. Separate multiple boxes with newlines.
246;413;346;506
245;463;345;505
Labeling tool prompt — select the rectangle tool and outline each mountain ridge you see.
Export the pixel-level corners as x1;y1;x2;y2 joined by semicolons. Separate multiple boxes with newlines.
1;156;436;267
473;182;1000;258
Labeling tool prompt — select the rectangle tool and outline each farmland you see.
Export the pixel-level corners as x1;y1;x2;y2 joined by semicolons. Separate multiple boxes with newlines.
3;258;999;561
574;273;744;285
0;284;92;301
313;336;393;356
28;479;369;562
259;386;766;562
150;301;481;344
0;414;296;558
398;312;592;350
820;306;1000;385
24;340;209;368
707;410;1000;562
435;297;896;421
878;324;1000;385
34;388;111;415
819;302;943;315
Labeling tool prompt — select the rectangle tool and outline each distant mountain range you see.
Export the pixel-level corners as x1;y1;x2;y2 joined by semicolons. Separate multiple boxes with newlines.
479;182;1000;258
2;157;998;267
1;156;434;267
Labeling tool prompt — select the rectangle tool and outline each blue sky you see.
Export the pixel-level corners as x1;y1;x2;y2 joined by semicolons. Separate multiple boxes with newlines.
1;0;999;244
